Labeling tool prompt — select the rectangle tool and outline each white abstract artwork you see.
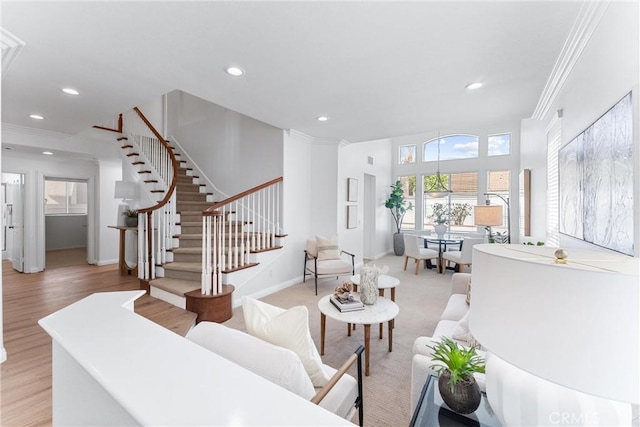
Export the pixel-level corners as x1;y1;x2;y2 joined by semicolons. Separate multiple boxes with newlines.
559;92;634;255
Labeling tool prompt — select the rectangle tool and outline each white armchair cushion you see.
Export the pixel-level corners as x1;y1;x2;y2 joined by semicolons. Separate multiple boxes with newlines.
306;258;353;275
186;322;316;400
316;234;341;260
243;297;330;387
440;294;469;321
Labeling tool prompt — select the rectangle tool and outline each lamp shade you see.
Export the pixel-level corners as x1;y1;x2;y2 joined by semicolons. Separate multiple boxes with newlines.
474;205;502;227
470;244;639;404
114;181;137;200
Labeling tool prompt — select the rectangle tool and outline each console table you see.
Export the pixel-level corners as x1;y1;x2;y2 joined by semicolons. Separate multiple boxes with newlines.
108;225;137;276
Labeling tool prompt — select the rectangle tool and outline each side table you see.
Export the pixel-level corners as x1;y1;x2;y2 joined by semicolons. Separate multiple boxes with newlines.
410;374;500;427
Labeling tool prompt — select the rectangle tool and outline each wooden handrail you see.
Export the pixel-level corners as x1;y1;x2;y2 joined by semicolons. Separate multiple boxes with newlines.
204;176;283;215
92;114;123;133
134;107;178;214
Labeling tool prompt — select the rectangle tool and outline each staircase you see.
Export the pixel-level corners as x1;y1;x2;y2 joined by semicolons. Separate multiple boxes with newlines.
103;106;285;318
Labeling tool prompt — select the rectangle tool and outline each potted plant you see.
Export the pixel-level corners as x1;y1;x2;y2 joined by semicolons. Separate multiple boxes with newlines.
429;203;449;238
429;337;485;414
384;180;413;256
450;203;472;226
123;208;139;227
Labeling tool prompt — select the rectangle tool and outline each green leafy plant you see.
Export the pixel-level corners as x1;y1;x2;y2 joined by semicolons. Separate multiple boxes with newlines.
428;203;449;225
384;180;413;233
428;337;485;393
122;208;139;218
450;203;472;225
524;241;545;246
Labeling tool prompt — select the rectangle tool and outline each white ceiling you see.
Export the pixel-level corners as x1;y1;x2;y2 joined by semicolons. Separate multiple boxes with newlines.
1;1;584;145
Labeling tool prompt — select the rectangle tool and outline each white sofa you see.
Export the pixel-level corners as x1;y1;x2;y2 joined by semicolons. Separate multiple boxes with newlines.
186;321;362;424
410;273;479;411
410;273;633;426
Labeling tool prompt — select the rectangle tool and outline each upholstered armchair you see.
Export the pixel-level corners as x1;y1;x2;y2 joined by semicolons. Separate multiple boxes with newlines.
304;235;355;295
441;237;484;273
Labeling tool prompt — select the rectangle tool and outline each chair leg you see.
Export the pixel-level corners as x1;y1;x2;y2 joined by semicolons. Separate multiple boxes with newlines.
315;275;318;296
403;256;409;271
414;259;419;275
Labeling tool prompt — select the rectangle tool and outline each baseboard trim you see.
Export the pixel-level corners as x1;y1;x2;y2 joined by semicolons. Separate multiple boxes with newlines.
0;347;7;364
96;259;118;266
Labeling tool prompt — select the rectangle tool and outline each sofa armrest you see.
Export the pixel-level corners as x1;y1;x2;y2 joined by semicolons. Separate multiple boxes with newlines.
450;272;471;295
312;345;364;427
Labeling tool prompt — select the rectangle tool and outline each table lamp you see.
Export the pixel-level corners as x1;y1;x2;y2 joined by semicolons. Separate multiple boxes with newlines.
473;205;502;242
114;181;137;227
470;244;639;425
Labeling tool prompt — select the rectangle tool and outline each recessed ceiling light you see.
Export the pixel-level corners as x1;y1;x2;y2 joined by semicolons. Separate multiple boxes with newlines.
465;82;483;91
30;114;44;120
317;116;329;122
62;88;79;95
225;66;245;76
42;151;54;155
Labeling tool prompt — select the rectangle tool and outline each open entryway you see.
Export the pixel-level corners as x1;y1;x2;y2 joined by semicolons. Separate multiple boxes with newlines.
363;173;376;260
44;178;89;269
2;173;25;272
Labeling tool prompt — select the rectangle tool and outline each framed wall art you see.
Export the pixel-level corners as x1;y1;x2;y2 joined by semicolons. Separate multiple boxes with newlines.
347;178;358;202
559;91;634;255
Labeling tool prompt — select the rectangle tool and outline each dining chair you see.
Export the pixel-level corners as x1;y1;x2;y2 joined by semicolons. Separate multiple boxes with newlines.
441;237;484;273
403;234;440;275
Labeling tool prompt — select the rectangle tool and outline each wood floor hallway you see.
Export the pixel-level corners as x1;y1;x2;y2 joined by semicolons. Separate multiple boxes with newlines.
0;261;196;426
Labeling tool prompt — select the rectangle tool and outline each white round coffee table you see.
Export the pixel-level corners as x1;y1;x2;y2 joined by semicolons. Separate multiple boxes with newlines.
318;293;399;376
350;274;400;301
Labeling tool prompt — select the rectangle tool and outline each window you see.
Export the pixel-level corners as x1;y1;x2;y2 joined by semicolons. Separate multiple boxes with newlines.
399;144;416;164
488;133;511;156
486;170;510;235
397;175;415;230
423;134;479;162
45;179;88;215
423;172;478;233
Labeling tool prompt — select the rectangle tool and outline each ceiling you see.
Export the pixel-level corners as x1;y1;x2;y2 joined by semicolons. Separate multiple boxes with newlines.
1;1;584;146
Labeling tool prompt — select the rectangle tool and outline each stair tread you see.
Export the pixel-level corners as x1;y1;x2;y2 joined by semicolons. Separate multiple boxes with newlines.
163;262;202;272
172;247;202;254
151;277;200;296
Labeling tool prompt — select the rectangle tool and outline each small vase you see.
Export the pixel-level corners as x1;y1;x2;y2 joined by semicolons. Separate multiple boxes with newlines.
125;216;138;227
434;224;447;239
438;371;481;414
359;266;379;305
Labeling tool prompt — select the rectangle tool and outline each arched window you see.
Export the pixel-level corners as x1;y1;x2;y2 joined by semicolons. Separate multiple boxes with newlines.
422;134;479;162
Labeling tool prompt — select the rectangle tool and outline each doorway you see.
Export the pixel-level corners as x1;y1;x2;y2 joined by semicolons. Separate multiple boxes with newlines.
363;174;376;260
2;173;25;272
44;178;89;269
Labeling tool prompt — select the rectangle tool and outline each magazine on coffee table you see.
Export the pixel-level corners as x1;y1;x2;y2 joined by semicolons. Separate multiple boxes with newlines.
330;293;365;312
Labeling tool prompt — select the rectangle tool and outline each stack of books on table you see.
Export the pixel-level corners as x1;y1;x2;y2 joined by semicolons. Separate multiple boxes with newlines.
330;293;365;312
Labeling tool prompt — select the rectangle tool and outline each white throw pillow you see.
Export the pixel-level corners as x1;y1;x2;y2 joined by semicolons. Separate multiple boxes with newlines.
316;234;341;260
243;297;330;387
452;310;473;343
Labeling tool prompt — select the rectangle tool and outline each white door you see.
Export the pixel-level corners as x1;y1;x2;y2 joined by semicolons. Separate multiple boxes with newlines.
6;175;24;272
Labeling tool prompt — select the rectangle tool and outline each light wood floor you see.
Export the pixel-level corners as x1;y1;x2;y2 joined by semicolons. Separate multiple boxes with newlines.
0;261;196;426
45;247;87;269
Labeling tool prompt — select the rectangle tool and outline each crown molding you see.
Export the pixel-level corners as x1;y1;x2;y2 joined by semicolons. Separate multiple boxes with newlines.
286;129;349;146
1;27;26;74
531;1;610;121
2;122;72;141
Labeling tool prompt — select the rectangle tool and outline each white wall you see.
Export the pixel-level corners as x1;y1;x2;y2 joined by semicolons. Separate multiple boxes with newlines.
97;159;122;265
166;90;283;197
45;216;87;250
523;2;639;255
338;138;393;260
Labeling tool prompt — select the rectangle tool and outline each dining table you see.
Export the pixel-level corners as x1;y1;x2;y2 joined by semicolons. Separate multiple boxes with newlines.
420;233;464;273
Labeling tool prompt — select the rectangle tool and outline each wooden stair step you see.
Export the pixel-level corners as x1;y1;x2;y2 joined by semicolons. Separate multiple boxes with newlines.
145;179;159;184
132;161;145;165
126;153;139;157
121;144;133;149
117;136;128;141
150;277;200;297
138;170;152;174
151;190;164;193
